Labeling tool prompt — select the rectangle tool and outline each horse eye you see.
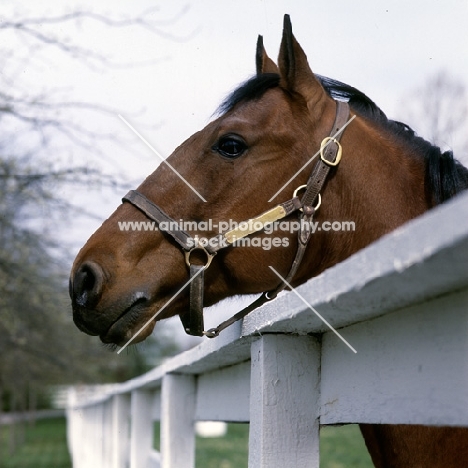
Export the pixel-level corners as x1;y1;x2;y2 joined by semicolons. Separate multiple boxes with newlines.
214;135;247;159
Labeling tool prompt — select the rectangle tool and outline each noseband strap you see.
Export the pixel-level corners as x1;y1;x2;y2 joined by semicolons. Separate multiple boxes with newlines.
122;190;195;252
122;100;350;337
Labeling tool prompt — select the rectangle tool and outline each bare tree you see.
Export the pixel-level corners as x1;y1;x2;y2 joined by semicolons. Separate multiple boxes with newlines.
0;6;196;177
399;70;468;164
0;6;185;439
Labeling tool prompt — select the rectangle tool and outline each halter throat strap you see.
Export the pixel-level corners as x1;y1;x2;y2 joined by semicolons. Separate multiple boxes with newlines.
122;100;350;338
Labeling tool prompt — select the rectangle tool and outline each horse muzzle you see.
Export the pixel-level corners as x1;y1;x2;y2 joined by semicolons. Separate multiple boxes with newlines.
70;260;153;344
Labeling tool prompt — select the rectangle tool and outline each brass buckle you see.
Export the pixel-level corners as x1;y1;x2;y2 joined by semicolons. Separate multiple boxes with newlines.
320;137;342;166
184;246;215;269
293;185;321;212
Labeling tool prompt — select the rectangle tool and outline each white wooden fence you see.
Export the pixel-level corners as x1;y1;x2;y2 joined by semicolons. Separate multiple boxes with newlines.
67;191;468;468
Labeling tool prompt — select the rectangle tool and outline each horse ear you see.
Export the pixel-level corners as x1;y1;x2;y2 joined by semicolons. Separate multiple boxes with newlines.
256;35;279;74
278;15;325;107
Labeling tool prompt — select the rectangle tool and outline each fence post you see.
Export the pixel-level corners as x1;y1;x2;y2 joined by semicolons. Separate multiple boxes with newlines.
67;388;84;468
160;374;196;468
112;394;130;468
88;404;106;468
102;399;114;468
130;390;155;468
248;335;321;468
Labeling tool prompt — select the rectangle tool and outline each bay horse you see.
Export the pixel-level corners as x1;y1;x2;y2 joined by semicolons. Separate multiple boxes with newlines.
70;15;468;467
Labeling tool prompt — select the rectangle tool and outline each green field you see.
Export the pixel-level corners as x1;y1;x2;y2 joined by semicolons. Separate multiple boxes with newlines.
1;418;373;467
0;419;71;468
196;424;374;468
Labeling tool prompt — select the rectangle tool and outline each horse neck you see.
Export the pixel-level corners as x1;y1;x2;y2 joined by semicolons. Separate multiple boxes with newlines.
297;114;430;282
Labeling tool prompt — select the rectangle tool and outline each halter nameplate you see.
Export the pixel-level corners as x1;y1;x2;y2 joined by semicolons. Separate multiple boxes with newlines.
224;205;287;244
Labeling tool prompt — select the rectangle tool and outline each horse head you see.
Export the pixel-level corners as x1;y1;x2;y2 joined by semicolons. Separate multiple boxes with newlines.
70;16;463;347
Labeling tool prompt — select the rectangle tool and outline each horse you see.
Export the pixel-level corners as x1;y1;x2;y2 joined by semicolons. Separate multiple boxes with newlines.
70;15;468;467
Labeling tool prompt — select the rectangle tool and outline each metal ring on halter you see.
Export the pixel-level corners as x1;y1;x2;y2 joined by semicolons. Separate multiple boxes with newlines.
202;328;219;338
293;184;307;199
184;246;215;269
293;185;322;212
320;137;342;166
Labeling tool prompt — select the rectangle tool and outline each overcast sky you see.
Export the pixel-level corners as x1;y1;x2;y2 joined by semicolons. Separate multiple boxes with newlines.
5;0;467;240
4;0;467;344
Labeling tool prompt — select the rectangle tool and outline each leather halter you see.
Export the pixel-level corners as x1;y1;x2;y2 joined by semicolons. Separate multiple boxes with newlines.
122;100;350;337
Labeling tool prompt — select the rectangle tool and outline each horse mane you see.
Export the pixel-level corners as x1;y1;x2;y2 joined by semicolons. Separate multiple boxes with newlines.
218;73;468;206
317;75;468;205
217;73;281;115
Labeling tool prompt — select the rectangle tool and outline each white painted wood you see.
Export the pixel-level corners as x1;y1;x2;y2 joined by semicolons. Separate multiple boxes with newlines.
195;361;250;422
320;288;468;426
242;190;468;337
88;405;105;468
130;390;155;468
248;335;321;468
195;421;228;437
152;390;161;420
70;192;468;415
69;405;86;468
148;450;161;468
66;388;83;467
75;407;87;467
160;374;196;468
111;394;130;468
66;192;468;467
102;399;113;468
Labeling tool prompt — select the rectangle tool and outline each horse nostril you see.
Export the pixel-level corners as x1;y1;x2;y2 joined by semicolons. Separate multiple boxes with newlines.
71;261;104;309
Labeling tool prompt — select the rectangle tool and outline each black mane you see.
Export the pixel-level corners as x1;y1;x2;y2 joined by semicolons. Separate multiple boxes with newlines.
218;73;468;206
217;73;281;115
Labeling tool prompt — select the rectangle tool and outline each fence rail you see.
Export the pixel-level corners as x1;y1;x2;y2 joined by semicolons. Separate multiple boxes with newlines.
67;191;468;468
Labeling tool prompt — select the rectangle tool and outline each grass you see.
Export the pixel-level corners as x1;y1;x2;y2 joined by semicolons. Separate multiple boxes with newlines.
196;423;249;468
0;417;373;467
155;422;373;467
0;418;71;468
154;422;250;467
320;425;374;468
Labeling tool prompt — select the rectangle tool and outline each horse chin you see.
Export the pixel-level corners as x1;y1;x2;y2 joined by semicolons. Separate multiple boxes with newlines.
98;300;157;347
73;315;100;337
100;318;156;347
